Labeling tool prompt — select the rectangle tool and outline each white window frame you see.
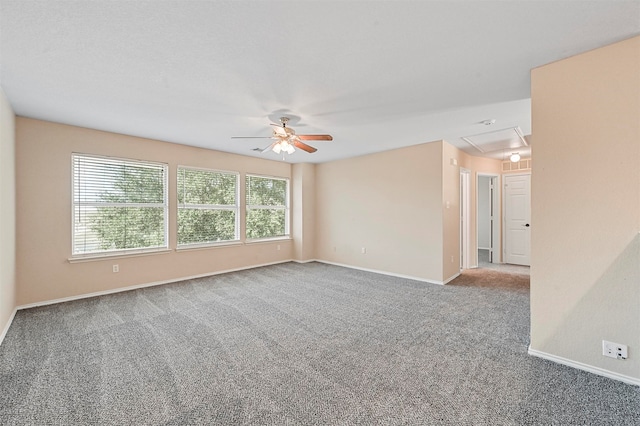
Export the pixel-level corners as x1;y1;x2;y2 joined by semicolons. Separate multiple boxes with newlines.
71;153;169;259
177;166;240;248
245;174;290;241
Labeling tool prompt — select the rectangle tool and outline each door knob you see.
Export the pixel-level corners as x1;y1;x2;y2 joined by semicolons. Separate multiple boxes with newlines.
524;224;530;227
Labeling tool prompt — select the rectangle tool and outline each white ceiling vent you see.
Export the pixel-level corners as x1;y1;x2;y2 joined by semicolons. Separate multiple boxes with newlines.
461;126;528;154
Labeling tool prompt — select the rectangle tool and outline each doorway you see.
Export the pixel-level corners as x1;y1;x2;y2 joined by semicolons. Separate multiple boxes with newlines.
503;173;531;266
477;174;500;266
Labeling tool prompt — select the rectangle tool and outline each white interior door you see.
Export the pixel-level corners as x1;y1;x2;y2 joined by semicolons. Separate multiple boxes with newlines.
504;174;531;265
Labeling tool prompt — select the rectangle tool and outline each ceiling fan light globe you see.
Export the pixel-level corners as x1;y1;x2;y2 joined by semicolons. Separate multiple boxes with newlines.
285;144;295;154
272;143;282;154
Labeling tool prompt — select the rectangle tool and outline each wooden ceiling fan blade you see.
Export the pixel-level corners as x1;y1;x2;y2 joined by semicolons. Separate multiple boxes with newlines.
297;134;333;141
293;140;317;153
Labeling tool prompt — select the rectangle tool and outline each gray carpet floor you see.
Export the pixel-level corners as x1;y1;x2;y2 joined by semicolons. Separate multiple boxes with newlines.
478;249;530;276
1;262;638;425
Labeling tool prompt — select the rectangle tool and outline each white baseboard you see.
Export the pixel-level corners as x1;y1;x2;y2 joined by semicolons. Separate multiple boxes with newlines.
0;308;18;348
528;346;640;387
16;259;292;311
12;259;452;313
443;272;461;284
315;260;444;285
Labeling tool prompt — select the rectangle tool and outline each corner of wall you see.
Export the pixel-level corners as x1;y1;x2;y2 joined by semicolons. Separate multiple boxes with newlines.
441;141;462;281
292;163;317;262
0;86;17;346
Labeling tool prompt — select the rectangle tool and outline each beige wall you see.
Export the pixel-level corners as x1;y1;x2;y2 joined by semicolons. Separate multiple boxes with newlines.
314;140;501;283
15;118;295;305
315;142;445;282
12;117;501;308
0;89;16;339
531;36;640;380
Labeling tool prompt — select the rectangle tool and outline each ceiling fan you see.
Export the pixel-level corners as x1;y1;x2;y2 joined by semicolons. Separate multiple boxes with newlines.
232;117;333;154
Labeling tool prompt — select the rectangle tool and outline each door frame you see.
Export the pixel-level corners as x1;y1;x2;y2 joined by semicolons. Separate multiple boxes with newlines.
460;168;471;270
477;173;501;264
502;172;531;265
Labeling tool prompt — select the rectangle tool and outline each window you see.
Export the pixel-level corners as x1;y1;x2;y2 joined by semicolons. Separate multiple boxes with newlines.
72;154;168;257
177;167;239;246
245;175;289;239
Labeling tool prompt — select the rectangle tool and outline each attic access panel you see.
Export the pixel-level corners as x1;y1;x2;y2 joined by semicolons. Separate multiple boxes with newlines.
461;127;528;154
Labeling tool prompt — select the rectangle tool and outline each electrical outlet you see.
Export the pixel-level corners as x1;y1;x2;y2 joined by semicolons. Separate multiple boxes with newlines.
112;264;119;273
361;247;366;254
603;340;628;360
277;244;281;251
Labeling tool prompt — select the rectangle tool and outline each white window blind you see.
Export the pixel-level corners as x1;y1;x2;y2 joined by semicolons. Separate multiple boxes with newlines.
245;175;289;239
177;167;239;246
72;154;168;256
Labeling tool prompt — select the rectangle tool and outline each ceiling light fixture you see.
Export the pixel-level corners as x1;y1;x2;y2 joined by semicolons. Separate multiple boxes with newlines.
284;143;295;154
481;119;496;126
272;139;295;155
510;152;521;163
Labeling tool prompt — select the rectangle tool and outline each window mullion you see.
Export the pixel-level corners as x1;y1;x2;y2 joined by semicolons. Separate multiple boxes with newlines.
179;203;237;210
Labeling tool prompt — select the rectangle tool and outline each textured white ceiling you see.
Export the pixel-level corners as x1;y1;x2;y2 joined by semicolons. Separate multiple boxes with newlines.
1;1;639;163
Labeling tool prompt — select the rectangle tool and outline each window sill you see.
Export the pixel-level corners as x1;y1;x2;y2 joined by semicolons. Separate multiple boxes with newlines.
68;238;291;262
176;241;243;252
68;249;172;263
245;236;292;245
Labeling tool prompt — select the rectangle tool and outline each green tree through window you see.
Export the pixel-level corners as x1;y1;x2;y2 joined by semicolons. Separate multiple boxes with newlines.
72;154;168;255
177;167;239;245
246;175;289;239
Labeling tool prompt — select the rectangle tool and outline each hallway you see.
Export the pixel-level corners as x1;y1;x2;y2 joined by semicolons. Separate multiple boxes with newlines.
478;249;530;276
